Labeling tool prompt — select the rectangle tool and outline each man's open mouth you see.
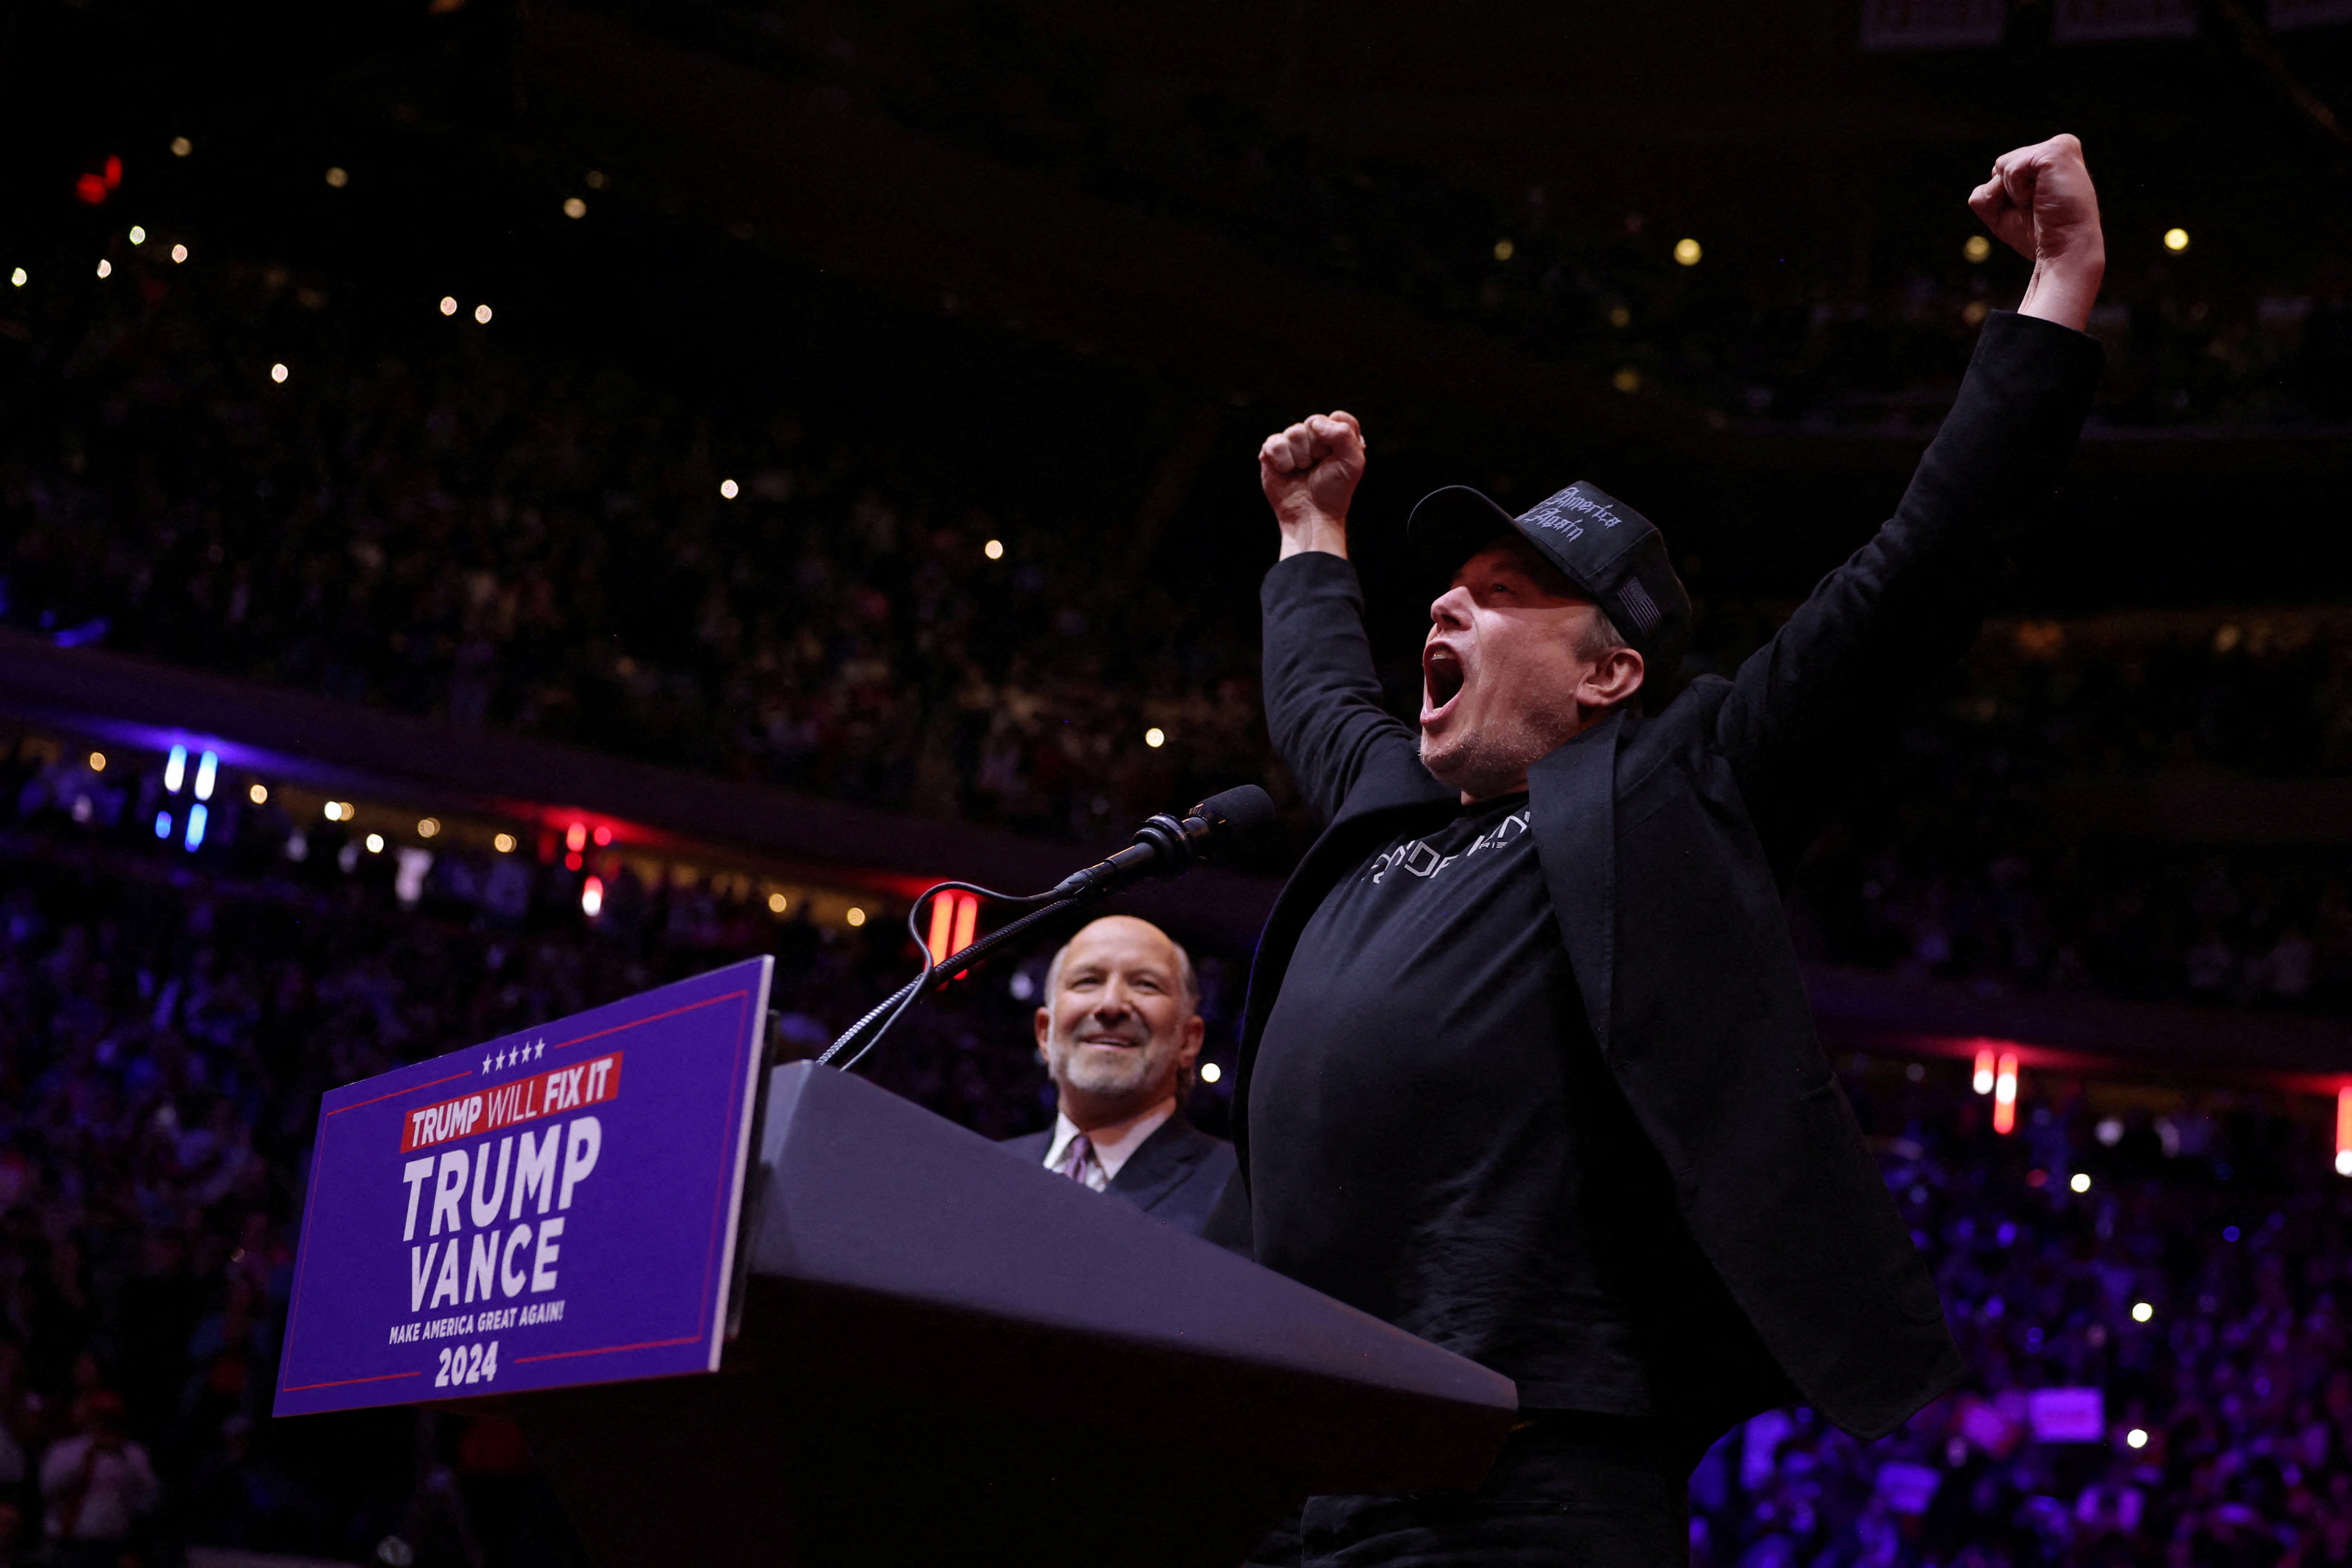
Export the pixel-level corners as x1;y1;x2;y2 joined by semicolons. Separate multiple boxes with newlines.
1422;646;1466;723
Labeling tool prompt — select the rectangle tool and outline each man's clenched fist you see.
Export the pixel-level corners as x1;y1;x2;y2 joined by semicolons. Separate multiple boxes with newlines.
1968;134;2105;334
1260;411;1365;561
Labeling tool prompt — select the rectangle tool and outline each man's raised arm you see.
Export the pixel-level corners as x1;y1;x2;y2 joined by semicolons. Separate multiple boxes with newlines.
1715;135;2108;870
1257;412;1422;822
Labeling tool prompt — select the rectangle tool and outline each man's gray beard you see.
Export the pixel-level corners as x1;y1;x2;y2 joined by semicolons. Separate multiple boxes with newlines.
1054;1037;1160;1097
1420;704;1580;799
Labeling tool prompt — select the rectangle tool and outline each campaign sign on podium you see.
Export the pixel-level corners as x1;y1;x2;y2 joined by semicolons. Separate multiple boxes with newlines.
275;958;773;1417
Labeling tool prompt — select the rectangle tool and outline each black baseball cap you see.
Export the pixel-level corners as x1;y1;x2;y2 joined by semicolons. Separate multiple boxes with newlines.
1407;480;1692;674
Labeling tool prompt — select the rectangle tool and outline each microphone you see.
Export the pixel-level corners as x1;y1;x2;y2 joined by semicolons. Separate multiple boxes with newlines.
1046;785;1278;900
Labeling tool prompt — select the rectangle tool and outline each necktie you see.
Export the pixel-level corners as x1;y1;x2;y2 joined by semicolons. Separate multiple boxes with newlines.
1054;1133;1098;1187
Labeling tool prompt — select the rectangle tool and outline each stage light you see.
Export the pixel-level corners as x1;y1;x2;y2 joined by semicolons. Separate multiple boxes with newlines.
493;833;516;853
418;817;441;837
474;303;492;324
845;906;867;927
363;833;384;854
171;244;188;264
1144;727;1166;749
2338;1150;2352;1177
1200;1061;1222;1084
1607;305;1629;328
1972;1048;1995;1095
1493;239;1515;261
984;539;1004;560
2337;1087;2351;1176
194;750;216;800
2070;1172;2091;1193
165;745;187;793
1993;1052;2018;1135
564;851;581;871
171;137;192;157
440;296;458;316
2132;1301;2153;1323
154;811;172;839
2224;1225;2240;1241
270;363;288;383
96;260;112;279
8;269;23;287
1964;235;1991;263
88;752;105;772
1674;237;1702;266
186;804;208;851
593;825;612;846
564;197;587;219
325;167;349;188
2126;1428;2148;1449
585;170;607;189
565;823;587;853
1613;368;1641;393
719;478;739;499
128;226;145;245
2163;227;2190;253
952;892;979;956
581;876;605;918
324;800;350;821
767;892;787;914
248;783;269;804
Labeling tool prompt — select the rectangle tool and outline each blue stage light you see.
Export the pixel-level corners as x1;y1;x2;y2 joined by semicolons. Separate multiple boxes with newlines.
184;803;208;851
154;810;172;839
165;745;187;793
194;750;217;800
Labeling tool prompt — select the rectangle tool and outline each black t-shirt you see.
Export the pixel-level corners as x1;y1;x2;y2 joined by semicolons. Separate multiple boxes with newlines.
1251;793;1702;1414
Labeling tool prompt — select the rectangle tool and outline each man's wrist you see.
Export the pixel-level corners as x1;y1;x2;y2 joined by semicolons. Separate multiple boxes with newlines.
1277;514;1350;560
2017;254;2104;334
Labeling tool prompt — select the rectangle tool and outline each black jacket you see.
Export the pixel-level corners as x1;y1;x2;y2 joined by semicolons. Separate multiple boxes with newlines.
1226;310;2103;1441
1002;1112;1238;1238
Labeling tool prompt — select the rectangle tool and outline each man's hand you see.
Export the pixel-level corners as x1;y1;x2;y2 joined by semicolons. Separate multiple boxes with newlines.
1969;134;2105;333
1259;411;1365;560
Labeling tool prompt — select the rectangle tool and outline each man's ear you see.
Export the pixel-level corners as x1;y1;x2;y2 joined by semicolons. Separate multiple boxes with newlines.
1034;1006;1053;1059
1579;645;1645;712
1179;1013;1206;1065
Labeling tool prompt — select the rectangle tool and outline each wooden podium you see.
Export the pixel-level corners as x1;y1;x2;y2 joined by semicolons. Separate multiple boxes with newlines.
503;1063;1518;1568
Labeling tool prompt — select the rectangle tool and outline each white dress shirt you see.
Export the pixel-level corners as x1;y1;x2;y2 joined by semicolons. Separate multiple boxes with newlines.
1041;1096;1177;1192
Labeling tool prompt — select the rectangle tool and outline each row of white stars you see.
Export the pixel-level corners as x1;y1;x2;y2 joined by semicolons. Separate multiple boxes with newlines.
483;1039;549;1073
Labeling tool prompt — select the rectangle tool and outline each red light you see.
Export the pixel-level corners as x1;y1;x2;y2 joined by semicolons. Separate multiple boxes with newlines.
74;173;108;205
564;851;582;871
104;156;122;189
592;824;612;847
1992;1052;2019;1135
924;891;981;968
926;894;956;966
2336;1087;2352;1178
581;875;605;918
1972;1048;1996;1096
565;822;587;852
951;892;979;956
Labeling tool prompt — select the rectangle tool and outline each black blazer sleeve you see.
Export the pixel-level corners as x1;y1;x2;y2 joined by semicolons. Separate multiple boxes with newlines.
1713;309;2104;871
1259;551;1423;822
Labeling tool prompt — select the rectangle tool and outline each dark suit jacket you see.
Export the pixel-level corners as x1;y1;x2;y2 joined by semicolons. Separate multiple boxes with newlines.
1003;1111;1237;1238
1225;310;2103;1441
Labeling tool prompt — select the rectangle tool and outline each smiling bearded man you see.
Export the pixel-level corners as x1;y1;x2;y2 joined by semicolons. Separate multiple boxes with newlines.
1003;915;1237;1237
1212;135;2109;1567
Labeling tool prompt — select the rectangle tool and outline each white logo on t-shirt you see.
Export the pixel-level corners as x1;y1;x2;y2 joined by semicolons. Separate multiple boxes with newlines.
1368;806;1530;885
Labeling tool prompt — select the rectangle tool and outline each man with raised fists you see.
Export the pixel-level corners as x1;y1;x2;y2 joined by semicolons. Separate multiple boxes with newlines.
1217;136;2108;1565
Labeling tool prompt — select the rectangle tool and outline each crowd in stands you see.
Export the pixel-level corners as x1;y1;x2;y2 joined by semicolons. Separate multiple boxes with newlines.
1788;609;2352;1014
0;234;1275;852
1;732;2350;1567
1690;1072;2352;1568
857;0;2352;433
13;227;2352;1028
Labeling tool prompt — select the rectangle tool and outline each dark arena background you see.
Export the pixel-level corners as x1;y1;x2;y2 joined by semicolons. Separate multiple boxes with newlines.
4;0;2352;1564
